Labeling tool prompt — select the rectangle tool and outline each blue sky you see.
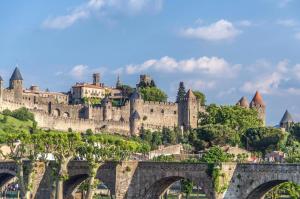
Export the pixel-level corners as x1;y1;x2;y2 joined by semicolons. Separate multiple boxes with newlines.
1;0;300;125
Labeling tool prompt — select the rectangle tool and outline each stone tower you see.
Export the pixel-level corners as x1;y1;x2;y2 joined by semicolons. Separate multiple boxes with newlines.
236;96;249;108
280;110;294;131
93;73;100;86
179;89;198;130
250;91;266;125
102;96;112;121
129;89;142;135
9;67;23;103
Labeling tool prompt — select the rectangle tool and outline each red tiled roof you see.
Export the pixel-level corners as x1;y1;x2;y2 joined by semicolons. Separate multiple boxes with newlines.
251;91;265;106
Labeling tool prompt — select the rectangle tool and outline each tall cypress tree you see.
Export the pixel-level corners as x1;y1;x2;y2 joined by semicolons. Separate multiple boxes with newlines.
176;82;186;102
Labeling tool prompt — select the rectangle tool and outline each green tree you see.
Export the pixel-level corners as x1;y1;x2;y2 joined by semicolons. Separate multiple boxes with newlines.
242;127;285;154
39;132;82;199
176;82;186;102
0;131;44;199
162;127;176;145
140;87;168;102
290;123;300;141
78;133;150;199
181;179;194;199
200;146;234;163
196;124;239;147
193;90;206;106
199;104;262;133
10;107;35;122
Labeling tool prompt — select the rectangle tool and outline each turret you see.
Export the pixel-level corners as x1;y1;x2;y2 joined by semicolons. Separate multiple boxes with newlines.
116;74;121;88
102;96;112;121
250;91;266;125
236;96;249;108
129;89;143;135
93;73;100;86
130;111;141;136
9;67;23;102
280;110;294;131
179;89;198;130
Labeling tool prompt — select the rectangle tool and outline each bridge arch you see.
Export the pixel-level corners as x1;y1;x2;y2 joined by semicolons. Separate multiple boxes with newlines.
246;179;299;199
64;162;116;199
144;175;211;199
0;169;17;188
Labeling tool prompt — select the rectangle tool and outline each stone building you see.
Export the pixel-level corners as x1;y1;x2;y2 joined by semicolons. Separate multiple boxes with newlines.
0;68;200;136
71;73;122;104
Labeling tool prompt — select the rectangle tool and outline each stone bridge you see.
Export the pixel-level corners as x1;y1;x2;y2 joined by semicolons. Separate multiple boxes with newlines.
0;161;298;199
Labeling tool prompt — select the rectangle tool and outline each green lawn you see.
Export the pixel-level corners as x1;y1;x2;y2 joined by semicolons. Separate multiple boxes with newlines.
0;114;33;134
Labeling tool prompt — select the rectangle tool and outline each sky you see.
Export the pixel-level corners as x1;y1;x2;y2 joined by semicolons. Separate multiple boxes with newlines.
1;0;300;125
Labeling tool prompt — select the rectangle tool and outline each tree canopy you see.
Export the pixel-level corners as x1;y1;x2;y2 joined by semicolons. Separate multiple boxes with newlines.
193;90;206;106
242;127;285;153
140;87;168;102
199;104;262;132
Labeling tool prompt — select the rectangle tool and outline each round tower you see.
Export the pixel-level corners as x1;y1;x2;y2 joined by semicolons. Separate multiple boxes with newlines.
236;96;249;108
250;91;266;125
129;89;143;135
9;67;23;103
102;96;112;121
280;110;294;131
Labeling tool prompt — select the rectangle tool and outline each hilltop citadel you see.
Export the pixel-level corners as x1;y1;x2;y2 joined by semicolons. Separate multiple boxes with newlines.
0;67;291;135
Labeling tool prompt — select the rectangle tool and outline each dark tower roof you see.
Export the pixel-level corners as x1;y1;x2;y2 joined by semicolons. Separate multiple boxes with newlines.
130;89;141;100
236;96;249;108
10;67;23;81
280;110;294;124
131;111;140;120
0;75;3;81
250;91;265;106
185;89;196;99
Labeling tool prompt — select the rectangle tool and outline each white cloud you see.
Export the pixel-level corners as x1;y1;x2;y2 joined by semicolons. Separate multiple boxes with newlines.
125;56;239;76
70;65;89;79
277;19;298;27
181;19;241;41
185;80;216;91
241;60;289;94
43;0;163;29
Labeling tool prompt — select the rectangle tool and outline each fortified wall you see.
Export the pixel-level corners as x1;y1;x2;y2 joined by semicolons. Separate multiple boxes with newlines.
0;68;201;135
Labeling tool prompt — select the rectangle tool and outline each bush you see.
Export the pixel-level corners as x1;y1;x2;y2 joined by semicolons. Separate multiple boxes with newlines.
5;108;35;122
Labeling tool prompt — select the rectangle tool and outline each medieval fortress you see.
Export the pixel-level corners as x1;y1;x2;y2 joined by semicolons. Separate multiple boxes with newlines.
0;67;267;135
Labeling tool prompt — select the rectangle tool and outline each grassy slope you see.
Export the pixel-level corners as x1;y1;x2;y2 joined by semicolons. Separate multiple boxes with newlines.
0;114;33;134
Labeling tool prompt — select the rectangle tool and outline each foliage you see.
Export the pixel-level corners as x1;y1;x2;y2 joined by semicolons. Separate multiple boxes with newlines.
140;128;182;150
290;122;300;141
3;107;35;122
242;127;285;153
265;182;300;199
176;82;186;102
193;90;206;106
199;104;262;133
82;97;101;105
196;124;239;147
200;146;234;163
181;179;193;199
140;87;167;102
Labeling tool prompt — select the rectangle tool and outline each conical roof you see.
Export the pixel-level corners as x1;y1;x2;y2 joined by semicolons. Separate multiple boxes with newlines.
250;91;265;106
130;89;141;100
131;111;140;120
280;110;294;124
0;75;3;81
10;67;23;81
236;96;249;108
185;89;196;99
